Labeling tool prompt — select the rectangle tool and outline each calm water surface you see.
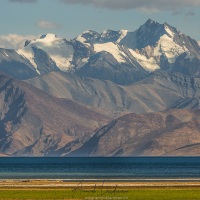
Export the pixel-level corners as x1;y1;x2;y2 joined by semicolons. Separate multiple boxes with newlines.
0;157;200;180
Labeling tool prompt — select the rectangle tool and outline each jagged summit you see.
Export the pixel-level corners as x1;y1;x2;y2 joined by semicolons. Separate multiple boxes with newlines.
135;19;182;42
139;19;165;34
146;18;154;23
145;18;160;25
75;19;188;49
145;19;177;31
75;30;100;44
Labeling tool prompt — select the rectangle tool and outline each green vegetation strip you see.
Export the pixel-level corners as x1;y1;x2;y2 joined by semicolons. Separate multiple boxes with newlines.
1;189;200;200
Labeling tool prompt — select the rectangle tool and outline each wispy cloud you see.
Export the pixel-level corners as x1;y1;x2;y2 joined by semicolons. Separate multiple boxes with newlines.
9;0;38;3
37;20;62;30
59;0;200;13
0;34;36;49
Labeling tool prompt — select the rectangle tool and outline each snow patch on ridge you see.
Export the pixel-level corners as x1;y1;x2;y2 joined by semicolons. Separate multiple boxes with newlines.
4;52;9;57
17;48;38;70
17;48;41;74
154;34;187;63
94;42;127;63
76;35;87;44
117;30;128;43
129;49;160;71
164;25;174;37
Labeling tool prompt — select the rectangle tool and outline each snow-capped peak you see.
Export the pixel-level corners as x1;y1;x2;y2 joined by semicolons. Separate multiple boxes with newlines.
40;33;59;41
13;19;200;81
17;33;74;72
23;33;61;47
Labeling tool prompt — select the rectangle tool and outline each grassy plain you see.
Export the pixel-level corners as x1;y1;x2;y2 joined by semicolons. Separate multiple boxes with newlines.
0;180;200;199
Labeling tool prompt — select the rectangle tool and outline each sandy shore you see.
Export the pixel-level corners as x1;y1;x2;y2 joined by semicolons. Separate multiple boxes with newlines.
1;179;200;189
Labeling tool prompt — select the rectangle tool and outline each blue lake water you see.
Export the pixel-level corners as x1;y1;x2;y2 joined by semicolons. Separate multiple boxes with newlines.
0;157;200;180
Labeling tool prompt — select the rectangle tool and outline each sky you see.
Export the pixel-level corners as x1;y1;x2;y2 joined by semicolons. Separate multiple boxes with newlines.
0;0;200;48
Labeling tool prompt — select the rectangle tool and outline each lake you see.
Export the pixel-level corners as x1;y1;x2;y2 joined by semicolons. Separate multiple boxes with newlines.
0;157;200;180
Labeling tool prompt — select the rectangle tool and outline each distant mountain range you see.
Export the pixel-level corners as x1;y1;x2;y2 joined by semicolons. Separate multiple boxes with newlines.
0;19;200;156
1;19;200;83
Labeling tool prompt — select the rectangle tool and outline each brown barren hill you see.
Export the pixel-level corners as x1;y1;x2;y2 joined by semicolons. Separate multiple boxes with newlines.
0;72;109;156
71;109;200;156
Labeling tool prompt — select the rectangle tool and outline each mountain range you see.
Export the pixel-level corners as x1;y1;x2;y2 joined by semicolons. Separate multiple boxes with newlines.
0;19;200;156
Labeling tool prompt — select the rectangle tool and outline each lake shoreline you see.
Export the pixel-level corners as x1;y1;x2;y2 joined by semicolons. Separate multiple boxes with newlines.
1;179;200;189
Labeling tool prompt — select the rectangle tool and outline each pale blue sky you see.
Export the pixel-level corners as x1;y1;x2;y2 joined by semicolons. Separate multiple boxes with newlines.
0;0;200;41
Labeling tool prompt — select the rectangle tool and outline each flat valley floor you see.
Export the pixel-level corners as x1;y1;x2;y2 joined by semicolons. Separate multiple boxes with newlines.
1;180;200;199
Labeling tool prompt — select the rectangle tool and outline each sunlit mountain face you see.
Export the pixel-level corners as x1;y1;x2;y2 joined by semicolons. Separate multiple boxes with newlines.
0;20;200;156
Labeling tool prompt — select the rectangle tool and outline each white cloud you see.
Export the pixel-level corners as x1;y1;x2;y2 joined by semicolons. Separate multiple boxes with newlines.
37;20;62;30
59;0;200;12
0;34;36;49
